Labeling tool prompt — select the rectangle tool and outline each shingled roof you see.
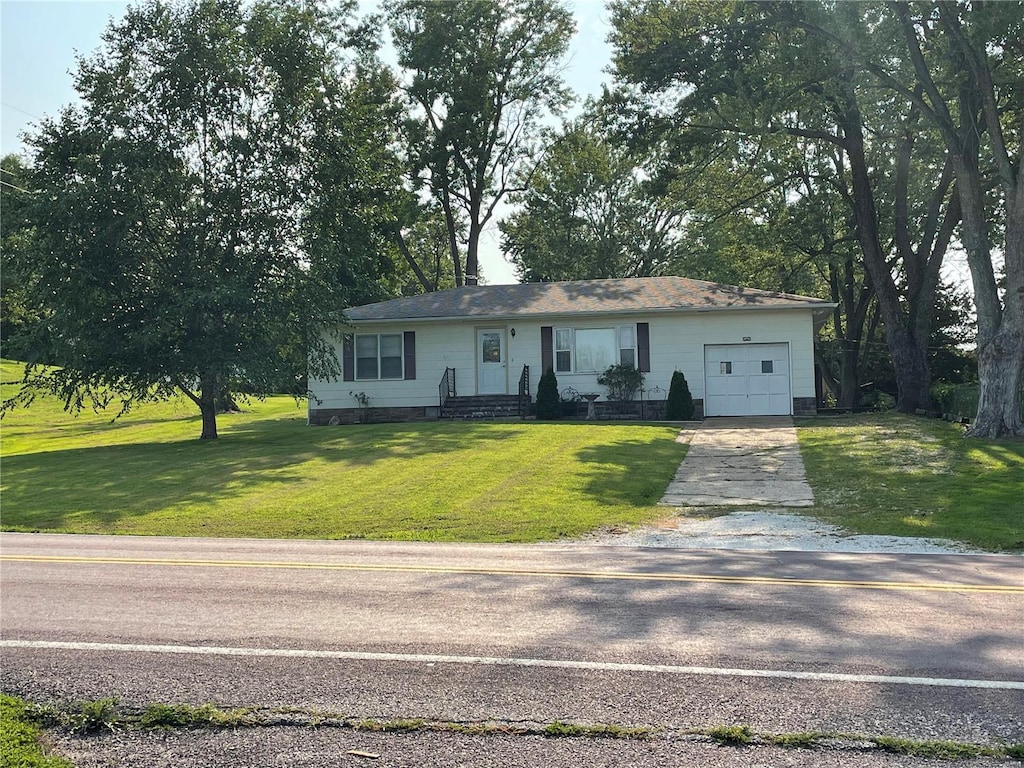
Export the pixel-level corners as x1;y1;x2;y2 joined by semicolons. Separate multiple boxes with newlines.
347;277;833;322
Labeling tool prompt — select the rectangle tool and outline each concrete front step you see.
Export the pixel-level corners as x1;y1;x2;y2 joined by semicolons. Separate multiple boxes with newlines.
441;395;529;420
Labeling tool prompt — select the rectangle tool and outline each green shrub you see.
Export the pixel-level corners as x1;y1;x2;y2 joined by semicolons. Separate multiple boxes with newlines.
931;382;1024;421
597;363;643;402
665;370;695;420
535;368;560;420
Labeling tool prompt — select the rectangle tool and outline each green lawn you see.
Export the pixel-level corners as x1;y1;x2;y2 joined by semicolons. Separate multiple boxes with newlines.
3;360;1022;549
0;694;72;768
0;361;686;542
798;413;1024;551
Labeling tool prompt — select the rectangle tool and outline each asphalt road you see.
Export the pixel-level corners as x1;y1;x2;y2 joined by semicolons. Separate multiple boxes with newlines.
1;533;1022;767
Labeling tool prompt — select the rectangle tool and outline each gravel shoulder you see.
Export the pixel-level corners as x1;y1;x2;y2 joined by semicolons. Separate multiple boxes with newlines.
568;510;999;554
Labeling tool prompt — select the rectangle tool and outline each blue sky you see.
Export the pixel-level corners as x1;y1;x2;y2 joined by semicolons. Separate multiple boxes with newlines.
1;0;615;284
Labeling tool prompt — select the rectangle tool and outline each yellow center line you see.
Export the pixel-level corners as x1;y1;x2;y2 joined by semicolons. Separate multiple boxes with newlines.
2;554;1021;593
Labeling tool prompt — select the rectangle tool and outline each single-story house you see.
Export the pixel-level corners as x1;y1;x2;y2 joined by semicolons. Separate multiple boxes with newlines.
308;276;835;424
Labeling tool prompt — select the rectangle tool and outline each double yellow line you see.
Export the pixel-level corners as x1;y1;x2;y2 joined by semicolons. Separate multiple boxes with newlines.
3;554;1021;593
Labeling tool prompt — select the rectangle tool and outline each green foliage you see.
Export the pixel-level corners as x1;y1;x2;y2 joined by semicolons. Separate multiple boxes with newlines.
353;719;426;733
0;154;41;362
542;721;652;739
597;363;643;402
386;0;575;284
69;698;118;734
501;114;682;282
665;370;695;420
871;736;991;760
0;695;73;768
932;383;1023;422
7;0;403;439
534;367;560;420
769;732;823;749
138;703;248;730
707;725;754;746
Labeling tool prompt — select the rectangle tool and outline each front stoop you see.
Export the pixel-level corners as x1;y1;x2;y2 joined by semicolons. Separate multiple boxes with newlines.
441;395;529;420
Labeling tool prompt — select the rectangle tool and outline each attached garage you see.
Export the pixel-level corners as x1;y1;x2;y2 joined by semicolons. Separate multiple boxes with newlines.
704;343;792;416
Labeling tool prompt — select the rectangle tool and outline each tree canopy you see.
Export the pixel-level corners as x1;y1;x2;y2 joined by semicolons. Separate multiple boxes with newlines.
386;0;575;287
607;0;1020;434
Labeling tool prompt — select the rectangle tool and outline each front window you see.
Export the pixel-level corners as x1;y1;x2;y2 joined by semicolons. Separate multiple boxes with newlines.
356;333;403;380
556;325;637;373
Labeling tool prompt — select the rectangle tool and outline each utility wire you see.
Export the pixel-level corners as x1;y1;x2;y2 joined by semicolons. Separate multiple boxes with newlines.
0;179;34;194
1;101;41;120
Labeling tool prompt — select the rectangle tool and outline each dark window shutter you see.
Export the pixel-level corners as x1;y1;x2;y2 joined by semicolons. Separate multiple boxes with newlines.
343;334;354;381
637;322;650;373
541;326;553;373
403;331;416;380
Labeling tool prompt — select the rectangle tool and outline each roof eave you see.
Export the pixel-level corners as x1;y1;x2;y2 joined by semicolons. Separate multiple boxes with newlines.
344;301;839;325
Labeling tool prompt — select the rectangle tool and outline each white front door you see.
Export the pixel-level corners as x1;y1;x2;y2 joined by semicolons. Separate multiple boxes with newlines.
704;343;791;416
477;328;507;394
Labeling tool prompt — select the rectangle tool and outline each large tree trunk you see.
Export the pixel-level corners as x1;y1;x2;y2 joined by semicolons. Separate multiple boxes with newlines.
964;178;1024;438
199;375;219;440
968;327;1024;438
838;93;932;413
837;343;861;409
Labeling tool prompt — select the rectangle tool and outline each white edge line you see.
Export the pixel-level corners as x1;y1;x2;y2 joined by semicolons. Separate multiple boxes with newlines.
3;640;1022;691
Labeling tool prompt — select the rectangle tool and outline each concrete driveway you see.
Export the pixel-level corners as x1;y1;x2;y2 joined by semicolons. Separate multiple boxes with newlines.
659;417;814;507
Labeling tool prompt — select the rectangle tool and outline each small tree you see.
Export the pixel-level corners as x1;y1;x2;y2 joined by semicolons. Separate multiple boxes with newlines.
535;368;560;420
597;363;644;403
666;370;695;420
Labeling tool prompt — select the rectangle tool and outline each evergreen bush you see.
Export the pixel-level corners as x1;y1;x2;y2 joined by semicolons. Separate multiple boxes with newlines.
666;370;695;420
535;368;560;420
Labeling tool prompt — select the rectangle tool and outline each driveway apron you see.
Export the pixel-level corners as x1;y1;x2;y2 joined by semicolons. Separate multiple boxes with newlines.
659;416;814;507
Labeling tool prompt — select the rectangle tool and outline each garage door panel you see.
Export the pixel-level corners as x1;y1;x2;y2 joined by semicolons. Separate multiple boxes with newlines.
747;374;770;396
704;343;791;416
726;376;749;395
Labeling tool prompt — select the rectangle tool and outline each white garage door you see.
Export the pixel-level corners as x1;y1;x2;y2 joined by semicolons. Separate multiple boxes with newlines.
704;344;791;416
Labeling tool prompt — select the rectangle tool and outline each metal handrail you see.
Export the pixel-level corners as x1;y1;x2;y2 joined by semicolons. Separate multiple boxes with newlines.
439;367;456;409
518;364;530;418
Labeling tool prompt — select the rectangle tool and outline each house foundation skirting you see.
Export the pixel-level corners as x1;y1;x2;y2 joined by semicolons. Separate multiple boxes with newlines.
309;406;438;425
310;396;814;424
793;397;817;416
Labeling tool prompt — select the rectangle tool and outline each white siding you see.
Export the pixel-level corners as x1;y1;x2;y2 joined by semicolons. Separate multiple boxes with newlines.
308;309;817;410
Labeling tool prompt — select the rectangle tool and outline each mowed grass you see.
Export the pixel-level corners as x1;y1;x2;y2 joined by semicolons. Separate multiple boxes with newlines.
0;361;687;541
798;413;1024;551
4;360;1022;548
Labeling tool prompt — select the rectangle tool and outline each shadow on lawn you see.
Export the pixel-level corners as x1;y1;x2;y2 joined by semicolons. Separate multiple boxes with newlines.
0;420;528;530
573;434;686;507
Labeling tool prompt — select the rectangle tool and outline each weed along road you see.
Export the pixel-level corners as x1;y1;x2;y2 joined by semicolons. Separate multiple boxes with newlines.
1;533;1022;767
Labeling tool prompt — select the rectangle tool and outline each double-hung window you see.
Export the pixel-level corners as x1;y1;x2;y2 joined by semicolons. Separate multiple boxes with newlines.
355;333;403;380
555;329;574;373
